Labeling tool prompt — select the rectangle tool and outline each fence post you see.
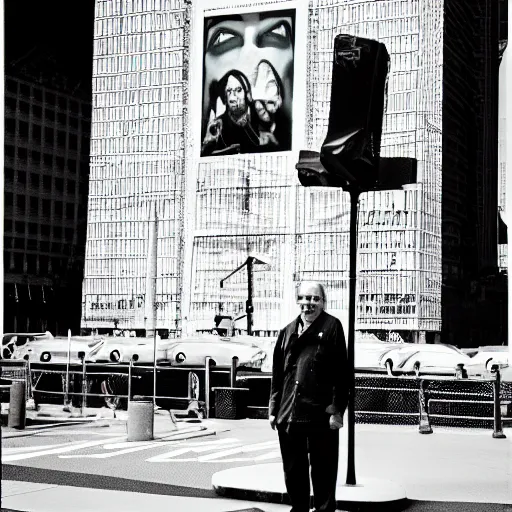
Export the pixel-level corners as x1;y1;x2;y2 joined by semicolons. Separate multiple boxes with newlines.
230;356;239;387
128;358;133;403
418;379;432;434
205;356;212;418
491;365;506;439
79;352;86;416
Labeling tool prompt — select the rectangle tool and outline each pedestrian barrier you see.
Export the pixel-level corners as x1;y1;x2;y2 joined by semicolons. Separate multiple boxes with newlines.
21;357;231;418
0;359;31;402
6;356;510;434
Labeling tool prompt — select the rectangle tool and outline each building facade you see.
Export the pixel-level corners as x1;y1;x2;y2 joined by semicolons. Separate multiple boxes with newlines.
3;64;91;335
82;0;446;342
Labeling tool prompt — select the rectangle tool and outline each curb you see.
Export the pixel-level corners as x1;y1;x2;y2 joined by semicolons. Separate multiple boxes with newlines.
213;484;409;512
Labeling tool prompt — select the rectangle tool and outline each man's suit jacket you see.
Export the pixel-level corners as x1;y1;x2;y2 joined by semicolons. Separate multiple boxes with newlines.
269;310;349;427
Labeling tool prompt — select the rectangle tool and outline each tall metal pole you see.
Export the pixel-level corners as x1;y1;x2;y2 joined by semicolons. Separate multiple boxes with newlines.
149;207;158;410
65;328;71;406
246;257;254;335
346;189;360;486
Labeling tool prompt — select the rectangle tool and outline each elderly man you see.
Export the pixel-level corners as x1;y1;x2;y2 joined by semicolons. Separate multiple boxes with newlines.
269;281;349;512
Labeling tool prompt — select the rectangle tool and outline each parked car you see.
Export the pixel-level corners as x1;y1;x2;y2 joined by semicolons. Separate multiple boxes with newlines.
165;334;268;369
85;336;174;364
355;342;404;372
377;343;486;377
2;331;54;359
12;335;104;364
464;346;509;372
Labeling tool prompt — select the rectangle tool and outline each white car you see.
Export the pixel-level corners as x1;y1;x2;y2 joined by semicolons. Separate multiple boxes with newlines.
464;346;509;372
2;331;54;359
355;342;404;372
13;335;104;364
165;334;268;369
377;343;486;377
85;337;174;364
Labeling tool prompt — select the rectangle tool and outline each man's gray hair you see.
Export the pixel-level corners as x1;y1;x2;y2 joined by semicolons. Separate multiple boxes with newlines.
297;281;327;302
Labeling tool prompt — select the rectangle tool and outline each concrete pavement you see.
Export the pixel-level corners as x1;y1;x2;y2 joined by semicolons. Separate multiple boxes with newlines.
2;404;512;511
1;480;290;512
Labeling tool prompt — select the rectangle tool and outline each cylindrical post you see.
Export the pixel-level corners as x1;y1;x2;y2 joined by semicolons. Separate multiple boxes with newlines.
492;366;506;439
418;379;433;434
246;257;254;335
80;353;87;416
128;359;133;402
153;331;157;411
205;356;212;418
65;329;71;405
346;189;360;486
8;381;26;429
231;356;239;387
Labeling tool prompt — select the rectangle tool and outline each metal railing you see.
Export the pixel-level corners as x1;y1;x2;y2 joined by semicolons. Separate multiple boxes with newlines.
22;356;232;419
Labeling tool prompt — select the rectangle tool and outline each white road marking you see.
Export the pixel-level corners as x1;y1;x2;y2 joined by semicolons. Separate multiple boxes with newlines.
197;441;278;462
35;430;123;437
60;437;240;459
254;450;281;461
2;436;127;462
146;439;242;462
1;443;71;454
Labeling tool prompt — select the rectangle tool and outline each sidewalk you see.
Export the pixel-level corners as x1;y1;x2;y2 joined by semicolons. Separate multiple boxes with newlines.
212;423;512;508
2;405;512;511
1;481;290;512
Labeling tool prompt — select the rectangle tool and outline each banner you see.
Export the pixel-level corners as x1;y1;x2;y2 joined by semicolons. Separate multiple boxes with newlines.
201;9;295;156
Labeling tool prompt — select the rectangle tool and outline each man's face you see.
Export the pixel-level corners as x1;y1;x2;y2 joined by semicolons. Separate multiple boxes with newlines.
204;12;294;122
297;283;325;323
225;75;247;118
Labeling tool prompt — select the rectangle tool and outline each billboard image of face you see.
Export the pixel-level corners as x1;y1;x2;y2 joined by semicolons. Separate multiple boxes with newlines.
201;9;295;157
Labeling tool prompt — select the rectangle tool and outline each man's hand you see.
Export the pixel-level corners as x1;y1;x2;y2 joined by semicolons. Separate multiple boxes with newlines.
269;414;277;430
329;413;343;430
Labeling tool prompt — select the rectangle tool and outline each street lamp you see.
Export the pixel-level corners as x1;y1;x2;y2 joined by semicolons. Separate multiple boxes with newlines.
220;253;270;336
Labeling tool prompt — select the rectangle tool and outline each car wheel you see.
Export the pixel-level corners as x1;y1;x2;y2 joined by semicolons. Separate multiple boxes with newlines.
385;359;395;377
110;350;121;363
2;342;16;359
175;352;186;364
40;352;52;363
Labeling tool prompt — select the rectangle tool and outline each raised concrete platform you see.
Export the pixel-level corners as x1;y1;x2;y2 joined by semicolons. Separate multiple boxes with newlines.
212;463;407;510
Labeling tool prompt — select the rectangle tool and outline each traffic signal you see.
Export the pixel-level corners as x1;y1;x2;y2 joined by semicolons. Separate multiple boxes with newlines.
297;35;390;192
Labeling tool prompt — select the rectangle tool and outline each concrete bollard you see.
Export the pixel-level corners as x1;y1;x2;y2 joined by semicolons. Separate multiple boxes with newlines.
127;397;154;442
8;380;27;429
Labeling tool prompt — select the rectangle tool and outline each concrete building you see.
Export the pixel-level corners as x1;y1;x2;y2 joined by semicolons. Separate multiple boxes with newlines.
3;55;91;335
81;0;501;346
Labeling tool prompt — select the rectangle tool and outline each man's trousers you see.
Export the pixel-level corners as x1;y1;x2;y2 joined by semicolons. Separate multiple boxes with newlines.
278;425;339;512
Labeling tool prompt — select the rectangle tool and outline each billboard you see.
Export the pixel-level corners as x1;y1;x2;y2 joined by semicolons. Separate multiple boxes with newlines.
201;9;296;157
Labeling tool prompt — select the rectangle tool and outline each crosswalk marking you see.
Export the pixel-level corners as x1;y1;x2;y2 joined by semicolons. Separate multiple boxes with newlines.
2;434;281;464
2;443;71;454
2;436;127;462
59;430;215;459
197;441;278;462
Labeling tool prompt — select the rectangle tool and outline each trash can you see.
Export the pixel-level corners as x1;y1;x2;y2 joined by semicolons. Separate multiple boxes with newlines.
8;380;26;429
127;398;154;441
212;387;250;420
